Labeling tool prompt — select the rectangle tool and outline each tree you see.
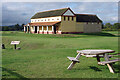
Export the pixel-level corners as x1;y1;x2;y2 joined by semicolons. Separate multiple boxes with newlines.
104;23;112;29
113;23;120;30
14;24;20;31
9;27;15;31
21;24;25;31
2;26;9;31
101;23;104;29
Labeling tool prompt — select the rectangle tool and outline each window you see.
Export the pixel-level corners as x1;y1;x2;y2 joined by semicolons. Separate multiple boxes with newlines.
48;19;50;21
41;20;43;21
57;18;59;20
86;22;88;24
45;19;46;21
72;17;74;21
52;19;54;20
38;20;39;22
68;17;69;21
35;20;36;22
97;22;99;24
64;16;65;21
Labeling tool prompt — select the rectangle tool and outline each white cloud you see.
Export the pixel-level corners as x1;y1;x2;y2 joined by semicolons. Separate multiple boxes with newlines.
112;17;118;21
1;0;120;2
73;2;118;24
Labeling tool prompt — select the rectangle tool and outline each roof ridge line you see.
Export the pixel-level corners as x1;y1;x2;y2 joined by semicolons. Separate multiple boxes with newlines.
36;7;69;14
75;14;96;16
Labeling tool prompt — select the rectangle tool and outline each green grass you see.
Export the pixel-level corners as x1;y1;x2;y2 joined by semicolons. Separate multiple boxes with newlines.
1;31;119;78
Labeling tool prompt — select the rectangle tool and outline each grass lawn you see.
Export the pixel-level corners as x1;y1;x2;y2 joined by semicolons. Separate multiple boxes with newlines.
1;31;119;78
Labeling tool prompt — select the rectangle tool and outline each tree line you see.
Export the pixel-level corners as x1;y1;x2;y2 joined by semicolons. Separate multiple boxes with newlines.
1;24;24;31
1;23;120;31
102;23;120;31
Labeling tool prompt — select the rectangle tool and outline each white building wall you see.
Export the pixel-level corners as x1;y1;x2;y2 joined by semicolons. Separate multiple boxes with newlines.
31;16;61;23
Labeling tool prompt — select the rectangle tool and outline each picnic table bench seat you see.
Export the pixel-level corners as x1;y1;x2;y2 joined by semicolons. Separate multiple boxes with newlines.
67;57;80;63
84;55;112;58
98;59;120;65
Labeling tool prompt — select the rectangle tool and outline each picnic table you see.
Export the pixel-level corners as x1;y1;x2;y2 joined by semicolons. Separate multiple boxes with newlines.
67;49;120;73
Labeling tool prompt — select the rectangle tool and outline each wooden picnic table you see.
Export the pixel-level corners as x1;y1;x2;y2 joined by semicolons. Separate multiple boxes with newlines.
67;49;120;73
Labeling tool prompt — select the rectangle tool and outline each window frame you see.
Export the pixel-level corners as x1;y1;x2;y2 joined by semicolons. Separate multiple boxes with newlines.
68;16;69;21
72;16;74;21
64;16;66;21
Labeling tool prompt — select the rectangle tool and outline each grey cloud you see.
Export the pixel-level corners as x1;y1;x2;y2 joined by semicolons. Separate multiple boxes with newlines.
2;2;118;26
2;2;68;25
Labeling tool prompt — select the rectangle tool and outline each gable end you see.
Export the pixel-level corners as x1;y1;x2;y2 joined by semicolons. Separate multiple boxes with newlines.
62;8;75;16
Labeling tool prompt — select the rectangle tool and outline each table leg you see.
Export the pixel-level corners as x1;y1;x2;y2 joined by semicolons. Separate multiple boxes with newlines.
104;53;110;61
67;62;77;70
104;53;115;73
96;55;100;62
107;64;115;73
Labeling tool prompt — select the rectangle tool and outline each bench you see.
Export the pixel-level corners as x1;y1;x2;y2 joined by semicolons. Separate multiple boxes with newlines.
67;53;81;70
98;59;120;73
67;57;80;63
98;59;120;65
84;55;112;58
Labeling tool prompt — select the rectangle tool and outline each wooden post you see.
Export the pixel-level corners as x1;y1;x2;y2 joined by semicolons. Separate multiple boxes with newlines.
34;26;35;33
27;26;29;33
52;26;54;31
37;26;39;34
14;44;16;49
47;26;48;34
67;53;81;70
42;26;44;34
47;26;48;31
52;26;54;34
104;53;115;73
24;26;26;33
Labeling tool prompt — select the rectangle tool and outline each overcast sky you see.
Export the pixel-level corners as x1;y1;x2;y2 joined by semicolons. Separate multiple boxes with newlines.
2;2;118;26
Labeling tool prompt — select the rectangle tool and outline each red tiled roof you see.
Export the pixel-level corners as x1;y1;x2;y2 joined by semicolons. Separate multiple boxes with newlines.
28;21;61;26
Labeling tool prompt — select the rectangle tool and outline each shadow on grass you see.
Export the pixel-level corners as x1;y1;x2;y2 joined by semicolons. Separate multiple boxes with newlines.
43;32;119;38
75;32;118;37
89;66;102;72
113;64;120;73
2;67;29;80
2;31;119;38
89;64;120;73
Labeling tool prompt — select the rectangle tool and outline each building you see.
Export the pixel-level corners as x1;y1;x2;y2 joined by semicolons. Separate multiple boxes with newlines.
24;8;102;34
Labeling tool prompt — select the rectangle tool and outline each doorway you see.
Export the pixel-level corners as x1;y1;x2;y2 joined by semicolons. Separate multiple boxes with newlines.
54;26;56;34
25;27;27;32
35;26;37;33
